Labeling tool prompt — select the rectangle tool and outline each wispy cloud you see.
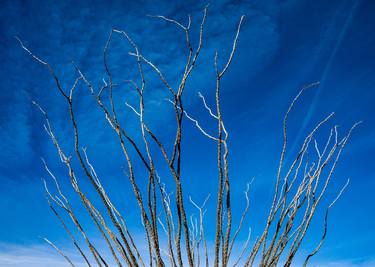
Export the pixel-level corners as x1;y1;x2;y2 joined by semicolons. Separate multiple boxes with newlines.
0;0;280;180
0;243;86;267
1;242;374;267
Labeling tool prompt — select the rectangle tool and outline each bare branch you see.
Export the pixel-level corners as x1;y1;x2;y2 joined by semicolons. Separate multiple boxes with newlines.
43;238;76;267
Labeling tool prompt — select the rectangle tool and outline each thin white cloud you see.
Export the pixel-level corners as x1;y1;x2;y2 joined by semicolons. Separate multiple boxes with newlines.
0;243;86;267
1;241;374;267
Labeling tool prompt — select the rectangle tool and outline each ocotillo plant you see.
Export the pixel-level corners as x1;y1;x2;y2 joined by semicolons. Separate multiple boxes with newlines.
18;6;359;267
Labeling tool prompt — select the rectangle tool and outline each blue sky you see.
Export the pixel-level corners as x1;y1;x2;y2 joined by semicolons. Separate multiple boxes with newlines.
0;0;374;266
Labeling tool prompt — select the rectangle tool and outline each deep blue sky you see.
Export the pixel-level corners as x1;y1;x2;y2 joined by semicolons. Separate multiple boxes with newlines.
0;0;374;266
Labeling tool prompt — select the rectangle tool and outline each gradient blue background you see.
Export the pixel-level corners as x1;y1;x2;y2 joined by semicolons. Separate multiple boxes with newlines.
0;0;374;266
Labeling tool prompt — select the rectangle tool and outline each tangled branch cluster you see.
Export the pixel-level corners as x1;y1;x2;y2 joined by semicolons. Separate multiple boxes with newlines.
18;6;359;267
